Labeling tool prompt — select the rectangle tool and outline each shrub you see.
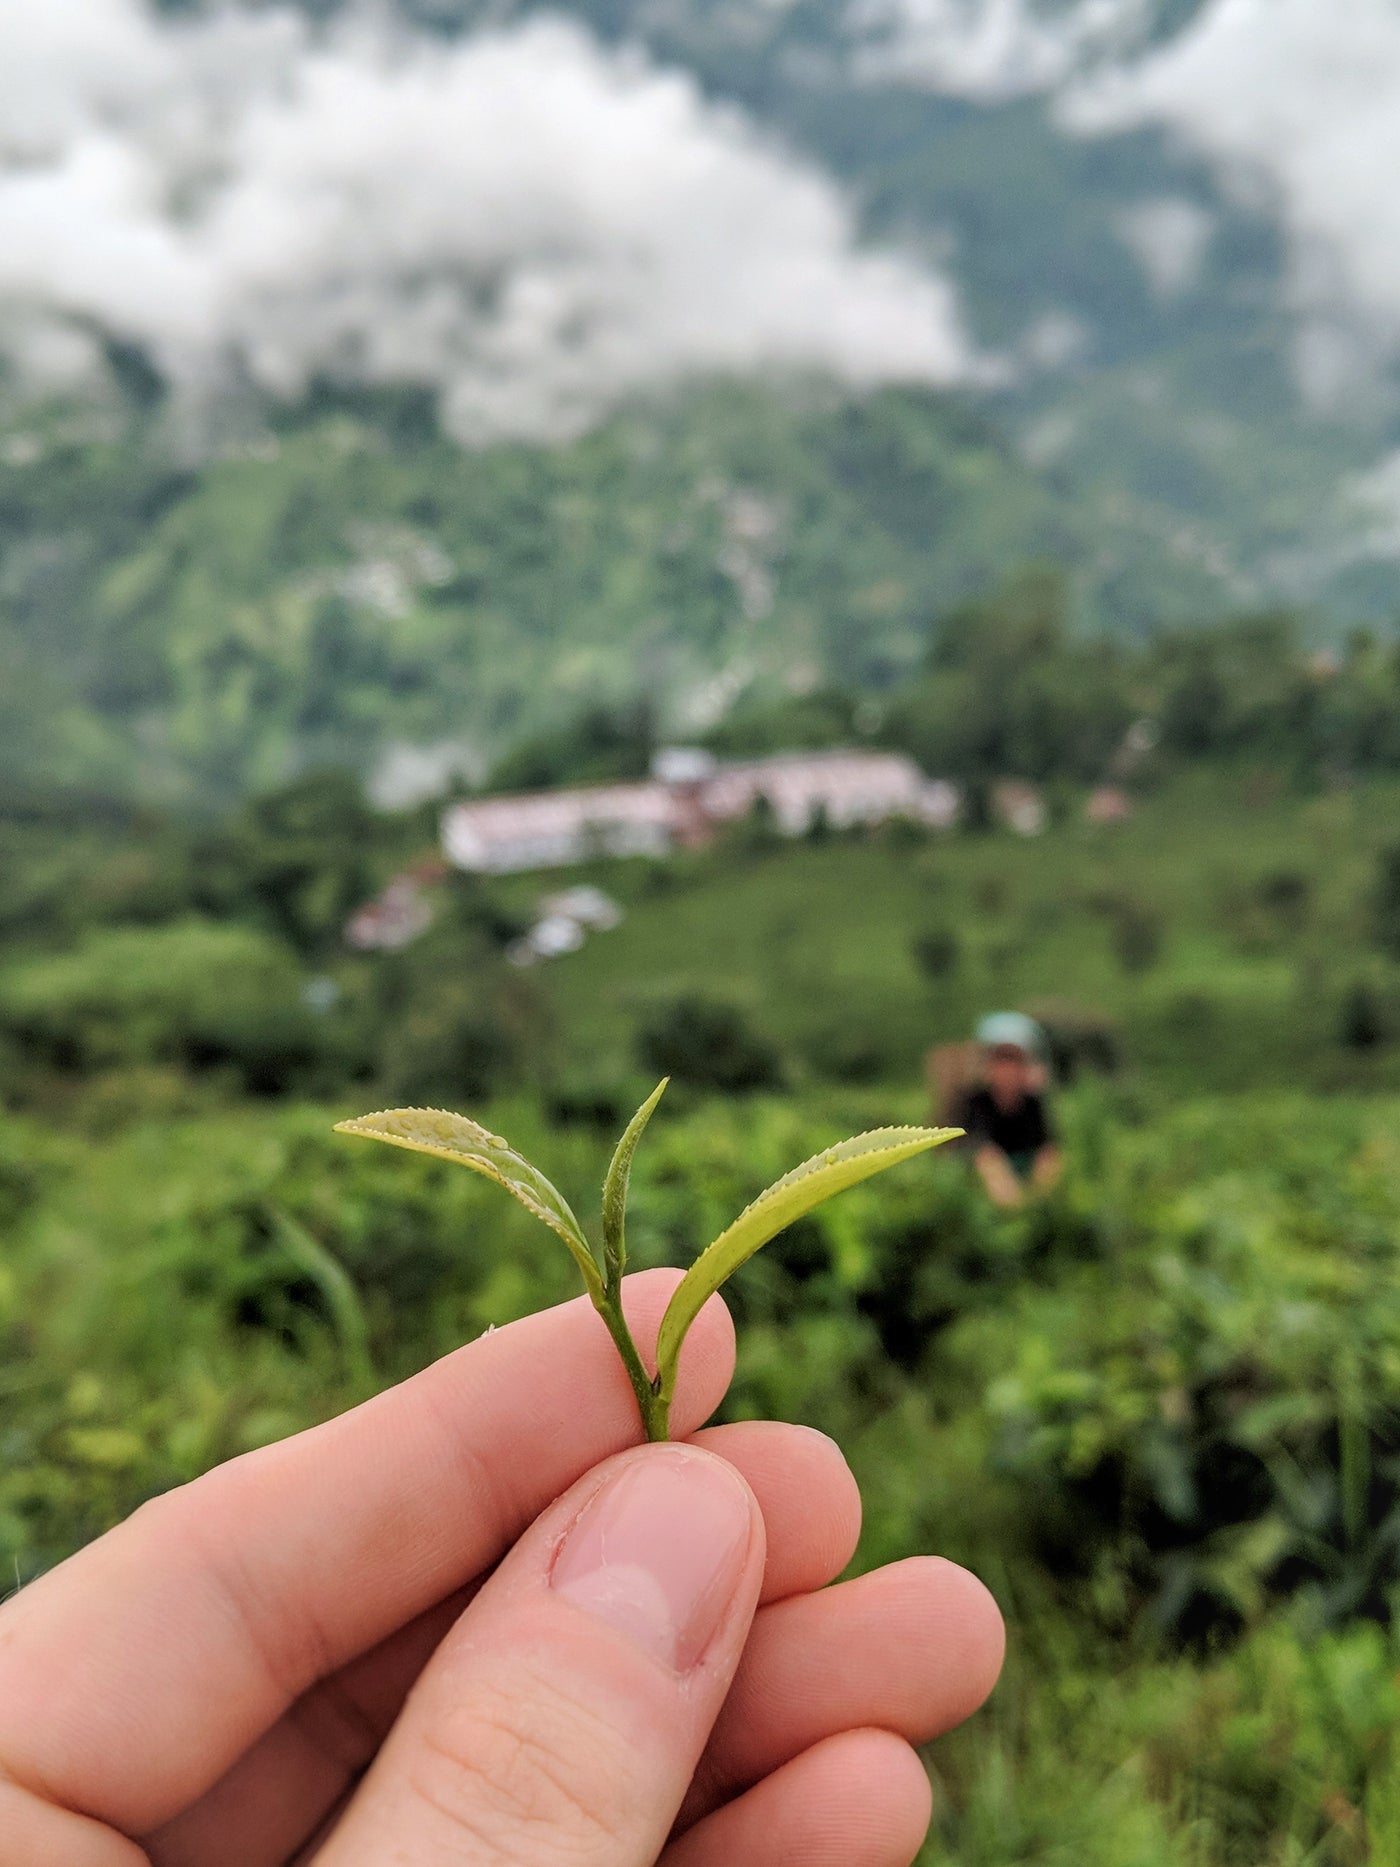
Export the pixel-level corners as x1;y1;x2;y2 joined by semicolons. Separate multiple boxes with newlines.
1024;1000;1121;1080
1107;896;1164;973
912;924;961;980
1257;867;1311;935
1374;842;1400;958
637;993;784;1093
1340;980;1388;1051
0;920;338;1095
377;982;518;1105
801;1012;901;1084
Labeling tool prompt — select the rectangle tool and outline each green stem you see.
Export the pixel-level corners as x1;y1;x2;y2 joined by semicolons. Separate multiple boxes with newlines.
592;1289;668;1441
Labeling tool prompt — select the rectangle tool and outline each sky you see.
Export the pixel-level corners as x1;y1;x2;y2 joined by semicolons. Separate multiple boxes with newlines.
849;0;1156;99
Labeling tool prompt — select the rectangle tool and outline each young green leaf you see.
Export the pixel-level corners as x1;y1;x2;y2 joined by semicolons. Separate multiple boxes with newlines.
653;1125;960;1418
601;1078;668;1289
334;1107;601;1297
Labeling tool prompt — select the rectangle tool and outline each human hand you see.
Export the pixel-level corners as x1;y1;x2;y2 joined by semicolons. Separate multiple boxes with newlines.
974;1145;1025;1209
0;1269;1003;1867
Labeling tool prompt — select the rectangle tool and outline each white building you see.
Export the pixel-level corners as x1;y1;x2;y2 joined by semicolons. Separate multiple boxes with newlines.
442;781;676;874
344;877;434;950
540;886;624;930
441;749;961;875
992;781;1047;837
705;751;960;835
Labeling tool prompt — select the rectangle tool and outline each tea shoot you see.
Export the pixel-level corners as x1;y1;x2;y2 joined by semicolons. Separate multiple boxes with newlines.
336;1084;959;1439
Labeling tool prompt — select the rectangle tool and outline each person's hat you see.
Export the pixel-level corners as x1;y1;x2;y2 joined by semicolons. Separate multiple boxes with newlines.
975;1011;1045;1057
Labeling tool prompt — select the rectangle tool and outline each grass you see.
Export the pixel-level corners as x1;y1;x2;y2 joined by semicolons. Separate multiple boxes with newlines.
485;770;1400;1097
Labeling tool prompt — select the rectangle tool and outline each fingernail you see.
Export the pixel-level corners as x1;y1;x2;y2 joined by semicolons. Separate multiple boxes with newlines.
550;1449;753;1672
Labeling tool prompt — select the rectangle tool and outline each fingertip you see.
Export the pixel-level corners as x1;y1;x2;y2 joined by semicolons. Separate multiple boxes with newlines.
688;1420;862;1599
906;1555;1006;1719
830;1728;934;1862
620;1272;735;1436
663;1727;932;1867
780;1425;863;1575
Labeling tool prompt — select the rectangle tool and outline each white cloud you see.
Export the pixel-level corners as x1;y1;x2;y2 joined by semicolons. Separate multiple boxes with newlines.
848;0;1153;101
0;0;975;441
1019;307;1091;369
1064;0;1400;397
1344;447;1400;563
1117;196;1213;298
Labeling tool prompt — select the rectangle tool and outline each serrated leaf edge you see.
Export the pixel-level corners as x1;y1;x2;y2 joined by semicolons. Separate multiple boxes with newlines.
653;1124;960;1394
334;1108;601;1296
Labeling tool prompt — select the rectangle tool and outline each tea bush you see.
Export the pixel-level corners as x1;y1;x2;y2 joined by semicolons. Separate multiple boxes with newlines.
0;920;350;1094
636;992;786;1093
7;1086;1400;1860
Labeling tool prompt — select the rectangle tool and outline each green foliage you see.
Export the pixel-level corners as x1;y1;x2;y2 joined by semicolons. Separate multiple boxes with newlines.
653;1122;955;1413
335;1105;598;1291
0;386;1070;805
12;766;1400;1857
1374;841;1400;960
488;700;657;793
912;924;961;981
1340;979;1388;1052
375;980;519;1106
1108;895;1165;974
11;388;1400;813
10;1072;1400;1858
637;992;785;1093
883;568;1134;786
0;919;340;1094
702;686;859;759
338;1084;952;1437
601;1075;668;1285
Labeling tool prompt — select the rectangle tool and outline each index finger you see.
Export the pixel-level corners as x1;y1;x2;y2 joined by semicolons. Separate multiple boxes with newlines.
0;1269;734;1838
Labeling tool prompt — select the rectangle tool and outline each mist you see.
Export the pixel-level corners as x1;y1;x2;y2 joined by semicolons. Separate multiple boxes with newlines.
0;0;975;442
1063;0;1400;404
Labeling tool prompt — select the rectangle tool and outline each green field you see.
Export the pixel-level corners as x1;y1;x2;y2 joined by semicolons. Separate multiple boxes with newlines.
486;770;1400;1101
8;768;1400;1862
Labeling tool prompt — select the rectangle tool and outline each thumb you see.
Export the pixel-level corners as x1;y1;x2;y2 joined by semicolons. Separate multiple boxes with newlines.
315;1444;765;1867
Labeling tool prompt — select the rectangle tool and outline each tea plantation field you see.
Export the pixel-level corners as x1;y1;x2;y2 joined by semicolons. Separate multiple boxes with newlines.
7;772;1400;1862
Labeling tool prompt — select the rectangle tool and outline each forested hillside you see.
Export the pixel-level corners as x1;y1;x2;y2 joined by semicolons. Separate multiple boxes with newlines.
0;383;1075;804
9;0;1400;815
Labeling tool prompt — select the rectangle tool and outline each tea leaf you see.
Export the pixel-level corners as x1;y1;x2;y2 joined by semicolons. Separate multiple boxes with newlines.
601;1078;668;1289
334;1107;601;1296
654;1125;959;1400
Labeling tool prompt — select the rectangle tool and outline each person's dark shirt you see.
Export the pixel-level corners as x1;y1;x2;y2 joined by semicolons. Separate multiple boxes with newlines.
954;1087;1055;1164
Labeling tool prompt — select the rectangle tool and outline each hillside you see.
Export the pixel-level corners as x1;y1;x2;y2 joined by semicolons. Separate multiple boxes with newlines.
7;4;1400;824
0;383;1076;805
10;764;1400;1860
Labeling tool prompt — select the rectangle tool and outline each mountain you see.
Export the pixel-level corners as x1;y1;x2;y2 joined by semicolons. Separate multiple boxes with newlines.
0;383;1076;805
128;0;1397;630
7;0;1400;806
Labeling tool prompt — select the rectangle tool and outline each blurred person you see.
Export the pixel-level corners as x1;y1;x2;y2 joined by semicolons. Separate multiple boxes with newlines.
954;1011;1063;1209
0;1270;1003;1866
